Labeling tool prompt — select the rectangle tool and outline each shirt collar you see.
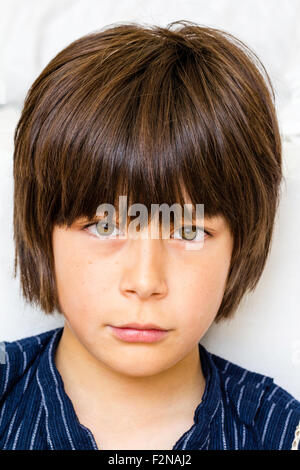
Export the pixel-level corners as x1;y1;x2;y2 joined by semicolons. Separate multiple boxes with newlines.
37;327;222;450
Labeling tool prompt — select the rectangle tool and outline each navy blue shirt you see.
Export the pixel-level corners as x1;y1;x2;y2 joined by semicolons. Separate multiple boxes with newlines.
0;327;300;450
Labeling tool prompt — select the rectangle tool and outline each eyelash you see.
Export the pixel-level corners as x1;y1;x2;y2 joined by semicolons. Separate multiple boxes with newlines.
82;220;212;241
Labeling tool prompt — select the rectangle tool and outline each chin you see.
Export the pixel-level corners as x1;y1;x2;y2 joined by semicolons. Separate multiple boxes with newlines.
110;361;168;378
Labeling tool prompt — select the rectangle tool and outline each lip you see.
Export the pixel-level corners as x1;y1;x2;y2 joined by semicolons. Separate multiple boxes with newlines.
108;325;170;343
116;322;168;331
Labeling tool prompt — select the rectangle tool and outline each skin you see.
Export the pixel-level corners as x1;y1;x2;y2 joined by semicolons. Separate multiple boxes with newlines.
52;202;234;449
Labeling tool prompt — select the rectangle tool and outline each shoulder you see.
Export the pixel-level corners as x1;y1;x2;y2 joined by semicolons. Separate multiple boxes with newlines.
253;380;300;450
0;327;63;402
210;350;300;450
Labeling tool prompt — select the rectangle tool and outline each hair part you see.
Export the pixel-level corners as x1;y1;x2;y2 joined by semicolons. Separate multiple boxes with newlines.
13;20;283;322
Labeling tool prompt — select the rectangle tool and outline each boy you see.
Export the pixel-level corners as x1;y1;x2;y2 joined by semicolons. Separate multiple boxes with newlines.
0;20;299;450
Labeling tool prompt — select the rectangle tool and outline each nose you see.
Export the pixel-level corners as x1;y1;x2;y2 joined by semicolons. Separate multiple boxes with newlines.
119;236;168;301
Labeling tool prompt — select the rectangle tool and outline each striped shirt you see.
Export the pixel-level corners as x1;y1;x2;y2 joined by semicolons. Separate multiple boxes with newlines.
0;327;299;450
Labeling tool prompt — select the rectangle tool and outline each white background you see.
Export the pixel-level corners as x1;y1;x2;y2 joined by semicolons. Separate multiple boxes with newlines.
0;0;299;398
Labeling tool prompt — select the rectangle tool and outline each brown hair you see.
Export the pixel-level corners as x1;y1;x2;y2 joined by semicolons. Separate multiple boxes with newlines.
13;20;283;322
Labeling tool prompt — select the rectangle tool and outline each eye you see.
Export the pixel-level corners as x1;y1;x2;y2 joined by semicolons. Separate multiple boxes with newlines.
83;219;211;241
172;225;210;242
83;220;123;239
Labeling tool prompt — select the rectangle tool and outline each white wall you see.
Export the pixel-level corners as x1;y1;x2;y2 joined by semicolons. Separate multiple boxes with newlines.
0;0;299;399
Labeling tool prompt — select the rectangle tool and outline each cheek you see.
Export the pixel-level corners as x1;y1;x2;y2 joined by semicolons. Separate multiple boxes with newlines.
174;249;231;330
53;238;116;321
58;263;110;311
197;259;229;308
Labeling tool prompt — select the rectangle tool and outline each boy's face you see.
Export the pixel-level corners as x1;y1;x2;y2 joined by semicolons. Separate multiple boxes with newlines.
52;208;233;377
